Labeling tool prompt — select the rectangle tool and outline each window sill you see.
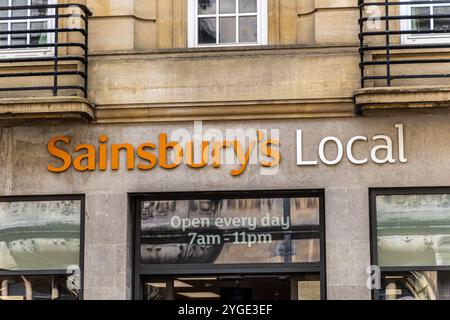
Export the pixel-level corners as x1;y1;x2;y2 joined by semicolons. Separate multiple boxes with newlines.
0;48;54;60
402;36;450;45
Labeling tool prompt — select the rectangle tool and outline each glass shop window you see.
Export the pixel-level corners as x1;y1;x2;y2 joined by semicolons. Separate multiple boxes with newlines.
401;0;450;44
380;272;450;300
139;197;321;265
373;191;450;300
0;198;83;300
136;193;325;300
188;0;268;47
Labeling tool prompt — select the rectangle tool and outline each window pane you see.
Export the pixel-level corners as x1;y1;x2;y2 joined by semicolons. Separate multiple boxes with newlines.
30;21;47;44
0;0;8;18
31;0;49;17
0;275;79;300
198;0;216;15
290;197;320;226
376;194;450;267
411;6;431;31
239;16;257;42
198;17;216;44
140;197;321;265
144;281;168;300
298;276;321;301
219;17;236;43
0;200;81;271
12;0;28;17
434;6;450;31
141;238;319;265
141;198;317;232
10;22;27;45
239;0;257;13
0;23;8;45
380;272;450;300
219;0;236;14
144;275;318;301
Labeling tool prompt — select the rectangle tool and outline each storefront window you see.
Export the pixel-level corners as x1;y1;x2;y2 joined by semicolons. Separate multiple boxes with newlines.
142;274;321;301
135;191;325;300
380;271;450;300
376;193;450;267
140;197;320;265
0;197;83;300
372;189;450;300
0;275;79;300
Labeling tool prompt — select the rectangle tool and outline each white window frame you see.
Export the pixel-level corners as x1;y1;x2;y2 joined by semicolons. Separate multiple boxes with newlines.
188;0;268;48
0;0;56;58
401;0;450;44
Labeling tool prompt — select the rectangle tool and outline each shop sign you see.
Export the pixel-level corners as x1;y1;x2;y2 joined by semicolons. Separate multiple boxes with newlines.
46;123;407;176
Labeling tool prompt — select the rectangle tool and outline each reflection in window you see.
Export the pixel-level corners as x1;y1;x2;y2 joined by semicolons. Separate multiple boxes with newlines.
198;0;216;15
198;17;216;44
376;194;450;267
411;7;431;32
374;190;450;300
410;4;450;32
434;6;450;31
298;274;321;300
140;197;321;265
0;200;81;271
380;272;450;300
143;274;320;301
0;275;79;300
0;199;82;300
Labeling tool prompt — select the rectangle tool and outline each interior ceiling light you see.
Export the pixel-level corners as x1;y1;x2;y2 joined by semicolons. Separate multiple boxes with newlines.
177;292;220;299
147;281;193;288
177;277;217;281
174;280;193;288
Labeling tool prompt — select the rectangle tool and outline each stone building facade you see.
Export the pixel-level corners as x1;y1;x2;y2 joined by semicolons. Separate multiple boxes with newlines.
1;0;450;300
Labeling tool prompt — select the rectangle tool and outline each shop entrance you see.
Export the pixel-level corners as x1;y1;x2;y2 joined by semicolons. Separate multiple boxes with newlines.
143;274;320;301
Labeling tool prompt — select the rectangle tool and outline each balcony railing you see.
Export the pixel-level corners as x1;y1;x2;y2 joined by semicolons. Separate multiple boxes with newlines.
359;0;450;88
0;3;91;98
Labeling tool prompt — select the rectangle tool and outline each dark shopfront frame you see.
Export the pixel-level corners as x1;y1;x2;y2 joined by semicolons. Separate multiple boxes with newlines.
0;194;85;300
369;187;450;300
131;189;327;300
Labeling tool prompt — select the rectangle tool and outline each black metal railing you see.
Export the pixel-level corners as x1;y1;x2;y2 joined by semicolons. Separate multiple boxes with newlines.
0;3;91;97
359;0;450;88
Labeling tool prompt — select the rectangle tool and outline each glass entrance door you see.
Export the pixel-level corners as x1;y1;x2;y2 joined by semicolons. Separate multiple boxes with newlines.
143;274;320;301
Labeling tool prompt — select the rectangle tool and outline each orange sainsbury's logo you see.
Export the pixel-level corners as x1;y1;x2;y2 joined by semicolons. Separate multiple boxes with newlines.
47;129;281;177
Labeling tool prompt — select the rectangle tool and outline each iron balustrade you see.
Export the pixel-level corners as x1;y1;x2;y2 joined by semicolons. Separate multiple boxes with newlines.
0;3;91;97
359;0;450;88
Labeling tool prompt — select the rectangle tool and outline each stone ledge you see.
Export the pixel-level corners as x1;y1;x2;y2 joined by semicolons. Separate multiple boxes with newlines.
354;85;450;115
0;96;95;125
95;98;356;123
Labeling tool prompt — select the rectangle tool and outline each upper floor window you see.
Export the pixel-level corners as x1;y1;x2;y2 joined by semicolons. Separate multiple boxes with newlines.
188;0;268;47
0;0;55;57
401;0;450;44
